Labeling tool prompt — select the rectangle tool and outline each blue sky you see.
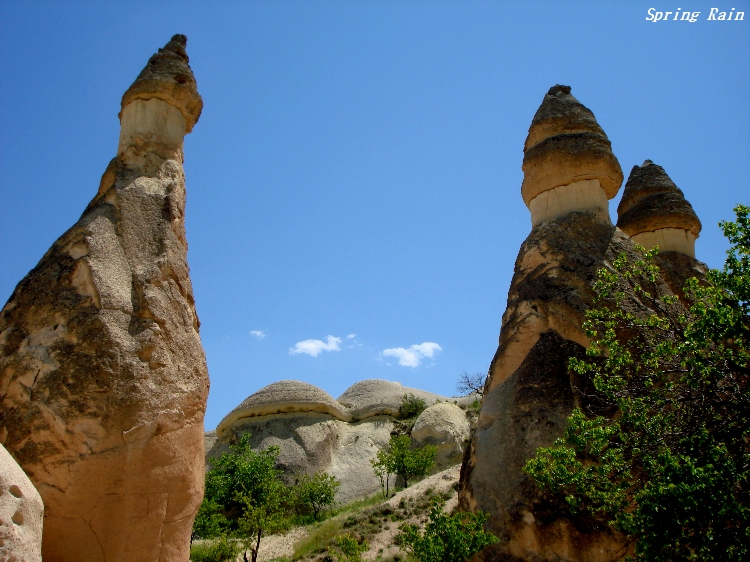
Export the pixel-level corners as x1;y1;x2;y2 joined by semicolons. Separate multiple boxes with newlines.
1;1;748;430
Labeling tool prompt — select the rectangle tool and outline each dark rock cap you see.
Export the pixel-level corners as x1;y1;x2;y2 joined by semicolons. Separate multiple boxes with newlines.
521;85;623;204
524;84;607;151
120;34;203;133
617;160;701;237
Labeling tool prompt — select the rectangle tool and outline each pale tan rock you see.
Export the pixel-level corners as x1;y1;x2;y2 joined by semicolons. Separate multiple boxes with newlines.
0;444;43;562
337;379;446;419
411;402;470;471
0;35;208;562
210;379;474;503
521;85;623;208
215;381;351;437
457;87;680;561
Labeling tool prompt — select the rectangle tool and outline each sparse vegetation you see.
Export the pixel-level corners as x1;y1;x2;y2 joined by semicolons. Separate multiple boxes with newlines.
399;393;427;419
189;535;241;562
371;435;437;494
456;371;485;398
328;534;369;562
295;471;341;520
398;501;498;562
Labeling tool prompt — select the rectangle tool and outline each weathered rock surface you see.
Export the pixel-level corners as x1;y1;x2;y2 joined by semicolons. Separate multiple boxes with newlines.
0;35;208;562
617;160;702;258
458;86;670;561
337;379;454;419
521;85;623;208
411;402;470;471
209;380;473;503
0;444;43;562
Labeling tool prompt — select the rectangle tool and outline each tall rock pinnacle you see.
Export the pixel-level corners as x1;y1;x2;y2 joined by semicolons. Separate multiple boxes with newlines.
457;87;664;561
0;35;209;562
522;85;623;227
617;160;702;257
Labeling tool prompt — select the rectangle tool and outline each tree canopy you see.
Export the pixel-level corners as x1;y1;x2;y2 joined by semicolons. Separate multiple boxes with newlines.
524;205;750;561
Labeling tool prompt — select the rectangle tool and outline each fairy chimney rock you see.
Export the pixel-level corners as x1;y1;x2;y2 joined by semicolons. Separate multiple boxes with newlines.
0;35;208;562
522;85;623;227
118;34;203;156
617;160;702;257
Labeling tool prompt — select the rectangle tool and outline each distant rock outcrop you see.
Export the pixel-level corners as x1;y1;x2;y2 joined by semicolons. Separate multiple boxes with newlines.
208;380;474;503
411;402;470;471
0;35;208;562
0;444;43;562
458;86;706;561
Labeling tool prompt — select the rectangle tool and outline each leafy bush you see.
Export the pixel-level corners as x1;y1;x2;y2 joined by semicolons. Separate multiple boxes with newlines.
372;435;437;492
328;534;369;562
389;435;437;488
189;535;240;562
398;501;497;562
524;205;750;561
399;393;427;419
295;471;340;520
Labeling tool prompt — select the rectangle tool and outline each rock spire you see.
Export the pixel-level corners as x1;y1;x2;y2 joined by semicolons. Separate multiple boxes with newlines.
617;160;702;257
0;35;208;561
522;85;623;227
458;86;660;561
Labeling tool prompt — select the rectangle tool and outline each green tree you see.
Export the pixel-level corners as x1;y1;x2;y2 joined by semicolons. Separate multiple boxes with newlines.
294;471;340;520
195;433;292;562
398;500;498;562
236;476;289;562
524;205;750;561
191;497;229;542
370;446;396;498
388;435;437;488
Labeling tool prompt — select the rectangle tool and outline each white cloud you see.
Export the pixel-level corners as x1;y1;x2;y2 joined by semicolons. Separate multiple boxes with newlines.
289;335;342;357
347;334;356;339
250;330;266;339
382;342;442;367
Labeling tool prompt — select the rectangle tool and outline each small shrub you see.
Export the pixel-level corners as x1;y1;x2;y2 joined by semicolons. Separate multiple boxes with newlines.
329;534;369;562
399;394;427;419
295;471;340;520
189;535;240;562
397;501;498;562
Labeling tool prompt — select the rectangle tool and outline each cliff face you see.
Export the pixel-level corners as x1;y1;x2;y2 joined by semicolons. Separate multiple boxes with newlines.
458;86;707;561
0;35;208;562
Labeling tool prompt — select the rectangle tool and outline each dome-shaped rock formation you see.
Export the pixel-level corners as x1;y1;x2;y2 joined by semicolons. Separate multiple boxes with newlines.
216;380;351;436
337;379;446;419
0;35;208;562
209;379;474;504
617;160;702;257
522;85;623;227
411;403;470;471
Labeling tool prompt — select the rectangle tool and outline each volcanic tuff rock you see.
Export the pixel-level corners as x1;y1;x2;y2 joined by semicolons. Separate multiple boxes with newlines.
0;35;208;562
521;85;623;209
0;444;43;562
208;380;475;503
457;86;705;561
411;402;470;471
617;160;702;259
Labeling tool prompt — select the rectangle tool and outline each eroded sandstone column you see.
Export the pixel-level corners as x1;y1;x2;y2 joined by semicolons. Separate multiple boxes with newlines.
0;35;209;562
617;160;707;302
458;86;648;561
522;85;623;228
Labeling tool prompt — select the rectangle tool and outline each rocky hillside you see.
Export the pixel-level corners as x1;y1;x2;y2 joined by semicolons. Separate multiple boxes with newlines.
206;379;478;504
